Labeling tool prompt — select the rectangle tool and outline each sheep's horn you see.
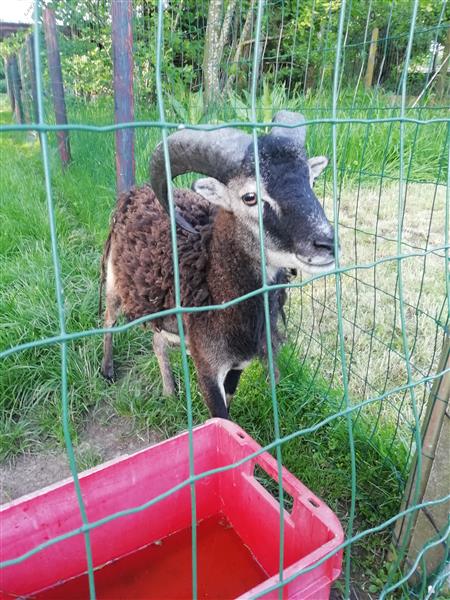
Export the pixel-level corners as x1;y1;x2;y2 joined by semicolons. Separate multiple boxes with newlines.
270;111;307;149
151;128;251;233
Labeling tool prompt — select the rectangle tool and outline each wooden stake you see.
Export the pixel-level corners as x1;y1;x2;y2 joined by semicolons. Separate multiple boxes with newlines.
392;336;450;582
111;0;135;195
26;34;39;123
364;27;379;89
43;8;71;167
18;45;31;123
9;54;25;124
4;57;16;114
436;27;450;99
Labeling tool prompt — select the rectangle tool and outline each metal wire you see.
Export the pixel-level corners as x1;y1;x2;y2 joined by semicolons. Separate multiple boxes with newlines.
0;0;449;598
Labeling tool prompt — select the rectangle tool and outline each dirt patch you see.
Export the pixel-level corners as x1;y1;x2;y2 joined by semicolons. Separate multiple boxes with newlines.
0;406;161;504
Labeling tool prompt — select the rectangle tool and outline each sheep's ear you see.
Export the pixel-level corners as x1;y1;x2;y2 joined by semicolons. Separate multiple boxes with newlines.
308;156;329;186
192;177;231;209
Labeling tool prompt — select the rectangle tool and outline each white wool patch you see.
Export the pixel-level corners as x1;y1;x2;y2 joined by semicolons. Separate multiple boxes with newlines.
106;253;115;292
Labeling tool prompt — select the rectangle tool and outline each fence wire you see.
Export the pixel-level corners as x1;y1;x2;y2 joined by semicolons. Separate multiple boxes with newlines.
0;0;449;598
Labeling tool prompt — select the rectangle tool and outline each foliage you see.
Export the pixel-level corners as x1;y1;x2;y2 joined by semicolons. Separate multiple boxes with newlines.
273;0;449;92
2;0;448;104
58;33;113;98
0;30;28;60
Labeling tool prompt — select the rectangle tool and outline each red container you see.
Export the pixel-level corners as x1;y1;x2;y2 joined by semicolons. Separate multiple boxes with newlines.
0;419;343;599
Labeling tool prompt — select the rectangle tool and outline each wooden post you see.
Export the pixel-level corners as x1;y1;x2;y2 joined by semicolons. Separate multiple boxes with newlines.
364;27;379;89
9;54;25;123
4;57;16;114
392;337;450;583
436;27;450;99
43;8;71;167
18;45;31;123
26;34;39;123
111;0;135;195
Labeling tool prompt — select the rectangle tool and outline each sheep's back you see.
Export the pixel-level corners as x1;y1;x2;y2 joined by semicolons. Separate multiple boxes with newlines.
109;184;216;324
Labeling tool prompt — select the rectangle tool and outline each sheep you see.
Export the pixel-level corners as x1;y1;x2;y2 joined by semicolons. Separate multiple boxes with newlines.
100;111;335;419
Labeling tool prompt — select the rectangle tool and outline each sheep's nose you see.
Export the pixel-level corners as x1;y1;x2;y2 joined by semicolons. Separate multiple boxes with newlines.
313;234;335;255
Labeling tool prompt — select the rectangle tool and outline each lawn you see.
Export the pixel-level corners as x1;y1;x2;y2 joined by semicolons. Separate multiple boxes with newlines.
0;90;448;595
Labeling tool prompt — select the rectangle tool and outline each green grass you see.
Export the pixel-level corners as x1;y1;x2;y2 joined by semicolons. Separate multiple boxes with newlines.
0;90;447;596
49;84;449;187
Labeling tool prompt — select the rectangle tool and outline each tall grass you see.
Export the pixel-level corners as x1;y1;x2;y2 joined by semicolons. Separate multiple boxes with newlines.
51;83;448;187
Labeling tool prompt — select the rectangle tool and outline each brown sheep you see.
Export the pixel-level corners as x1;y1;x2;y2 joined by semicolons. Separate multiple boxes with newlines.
100;112;334;418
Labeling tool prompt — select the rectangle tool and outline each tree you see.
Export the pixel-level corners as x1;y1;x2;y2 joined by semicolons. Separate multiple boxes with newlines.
203;0;239;109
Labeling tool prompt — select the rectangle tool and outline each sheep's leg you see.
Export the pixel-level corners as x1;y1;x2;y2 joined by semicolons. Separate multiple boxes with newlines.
101;298;120;382
224;369;242;407
194;366;229;419
153;331;176;397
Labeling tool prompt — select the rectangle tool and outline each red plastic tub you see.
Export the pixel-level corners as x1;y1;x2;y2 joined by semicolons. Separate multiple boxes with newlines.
0;419;343;599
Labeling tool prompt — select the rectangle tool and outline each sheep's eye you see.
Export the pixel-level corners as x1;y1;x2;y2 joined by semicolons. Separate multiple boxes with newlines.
242;193;257;206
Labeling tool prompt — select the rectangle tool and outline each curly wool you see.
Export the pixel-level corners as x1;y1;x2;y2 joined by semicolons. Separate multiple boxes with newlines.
102;184;289;359
107;185;216;325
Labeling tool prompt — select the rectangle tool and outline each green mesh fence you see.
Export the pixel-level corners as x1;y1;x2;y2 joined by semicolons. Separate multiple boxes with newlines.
0;0;449;598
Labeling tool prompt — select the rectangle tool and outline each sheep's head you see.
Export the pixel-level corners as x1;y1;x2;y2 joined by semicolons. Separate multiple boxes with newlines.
151;111;335;275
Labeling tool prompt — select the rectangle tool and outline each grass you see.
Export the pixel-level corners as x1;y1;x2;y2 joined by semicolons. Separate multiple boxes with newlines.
289;180;448;462
0;89;448;596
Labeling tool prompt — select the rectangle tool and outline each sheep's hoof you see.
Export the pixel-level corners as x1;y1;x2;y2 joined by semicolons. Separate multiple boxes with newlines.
101;364;116;383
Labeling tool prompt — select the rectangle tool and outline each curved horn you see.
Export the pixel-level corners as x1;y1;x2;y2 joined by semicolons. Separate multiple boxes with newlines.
151;128;251;231
270;110;306;149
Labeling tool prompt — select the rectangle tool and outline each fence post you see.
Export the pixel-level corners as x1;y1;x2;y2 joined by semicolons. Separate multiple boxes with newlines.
10;55;24;124
364;27;379;89
111;0;135;195
392;336;450;583
18;45;31;124
9;54;25;124
436;27;450;99
4;57;16;114
43;7;71;167
26;34;39;123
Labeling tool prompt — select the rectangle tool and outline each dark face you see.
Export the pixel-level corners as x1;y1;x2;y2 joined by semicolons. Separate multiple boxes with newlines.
192;136;335;276
246;136;335;274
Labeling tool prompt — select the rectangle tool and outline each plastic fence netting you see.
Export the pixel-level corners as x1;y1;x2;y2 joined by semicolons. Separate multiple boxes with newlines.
0;0;449;598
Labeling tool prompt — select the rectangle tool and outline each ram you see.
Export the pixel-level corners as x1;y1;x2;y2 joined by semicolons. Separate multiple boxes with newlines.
100;111;335;418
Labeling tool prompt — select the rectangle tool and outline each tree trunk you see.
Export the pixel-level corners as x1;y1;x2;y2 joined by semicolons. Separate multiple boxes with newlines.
218;0;238;53
224;0;255;94
203;0;223;110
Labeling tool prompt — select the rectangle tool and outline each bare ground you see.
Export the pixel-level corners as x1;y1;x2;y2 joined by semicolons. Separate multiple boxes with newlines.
0;405;160;504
